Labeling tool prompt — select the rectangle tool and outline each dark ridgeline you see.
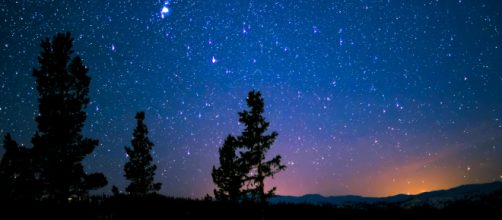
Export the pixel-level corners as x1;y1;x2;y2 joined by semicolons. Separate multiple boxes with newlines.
0;32;107;203
123;112;162;196
212;90;286;204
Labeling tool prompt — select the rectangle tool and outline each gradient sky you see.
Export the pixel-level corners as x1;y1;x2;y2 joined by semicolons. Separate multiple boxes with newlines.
1;0;502;198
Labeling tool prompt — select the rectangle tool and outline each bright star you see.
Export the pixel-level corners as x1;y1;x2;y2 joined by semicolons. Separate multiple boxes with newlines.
160;2;170;19
161;7;169;18
211;56;217;64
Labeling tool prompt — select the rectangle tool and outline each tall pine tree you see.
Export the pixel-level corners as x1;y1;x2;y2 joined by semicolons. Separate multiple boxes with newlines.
0;133;37;200
0;133;20;199
31;32;107;201
239;90;286;204
212;90;286;203
124;112;161;196
211;135;246;202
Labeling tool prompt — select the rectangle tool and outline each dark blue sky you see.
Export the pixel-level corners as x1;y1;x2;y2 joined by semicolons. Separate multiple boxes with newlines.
1;0;502;197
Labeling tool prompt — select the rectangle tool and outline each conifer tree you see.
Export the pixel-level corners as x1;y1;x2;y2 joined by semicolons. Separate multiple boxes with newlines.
212;90;286;203
124;112;161;196
31;32;107;201
212;135;246;202
0;133;36;200
0;133;20;199
239;90;286;204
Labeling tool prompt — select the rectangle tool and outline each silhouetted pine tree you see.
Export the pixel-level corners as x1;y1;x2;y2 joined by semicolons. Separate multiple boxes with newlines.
239;90;286;204
212;135;246;202
0;133;37;200
212;90;286;204
0;133;19;199
124;112;161;196
31;32;107;201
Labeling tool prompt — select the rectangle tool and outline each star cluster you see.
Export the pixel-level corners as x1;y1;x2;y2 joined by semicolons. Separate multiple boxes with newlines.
1;0;502;197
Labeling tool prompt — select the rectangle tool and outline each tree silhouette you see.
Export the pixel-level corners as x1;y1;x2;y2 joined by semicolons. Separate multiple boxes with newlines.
0;133;37;200
212;90;286;204
0;133;20;199
124;112;161;196
31;32;107;201
239;90;286;204
212;135;246;202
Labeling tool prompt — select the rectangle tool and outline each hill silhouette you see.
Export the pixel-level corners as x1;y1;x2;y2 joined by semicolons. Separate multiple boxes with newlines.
1;181;500;219
271;181;502;209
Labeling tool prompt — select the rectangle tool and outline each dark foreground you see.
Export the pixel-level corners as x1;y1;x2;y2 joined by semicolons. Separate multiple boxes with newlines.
1;192;501;219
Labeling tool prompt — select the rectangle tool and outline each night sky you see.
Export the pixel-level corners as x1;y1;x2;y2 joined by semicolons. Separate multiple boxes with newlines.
1;0;502;198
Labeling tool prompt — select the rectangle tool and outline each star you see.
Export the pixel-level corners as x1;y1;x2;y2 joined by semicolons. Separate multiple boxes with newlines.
160;2;170;19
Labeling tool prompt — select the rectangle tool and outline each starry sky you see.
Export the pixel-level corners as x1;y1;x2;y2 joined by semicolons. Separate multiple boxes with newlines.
1;0;502;198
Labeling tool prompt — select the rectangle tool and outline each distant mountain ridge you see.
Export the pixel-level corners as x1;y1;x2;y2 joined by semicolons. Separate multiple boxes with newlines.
270;181;502;209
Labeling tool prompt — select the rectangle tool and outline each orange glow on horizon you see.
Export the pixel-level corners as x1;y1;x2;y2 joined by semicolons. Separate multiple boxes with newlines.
267;144;498;197
269;165;474;197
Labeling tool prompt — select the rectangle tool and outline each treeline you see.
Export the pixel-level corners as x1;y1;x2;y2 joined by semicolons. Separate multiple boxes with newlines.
0;32;286;205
